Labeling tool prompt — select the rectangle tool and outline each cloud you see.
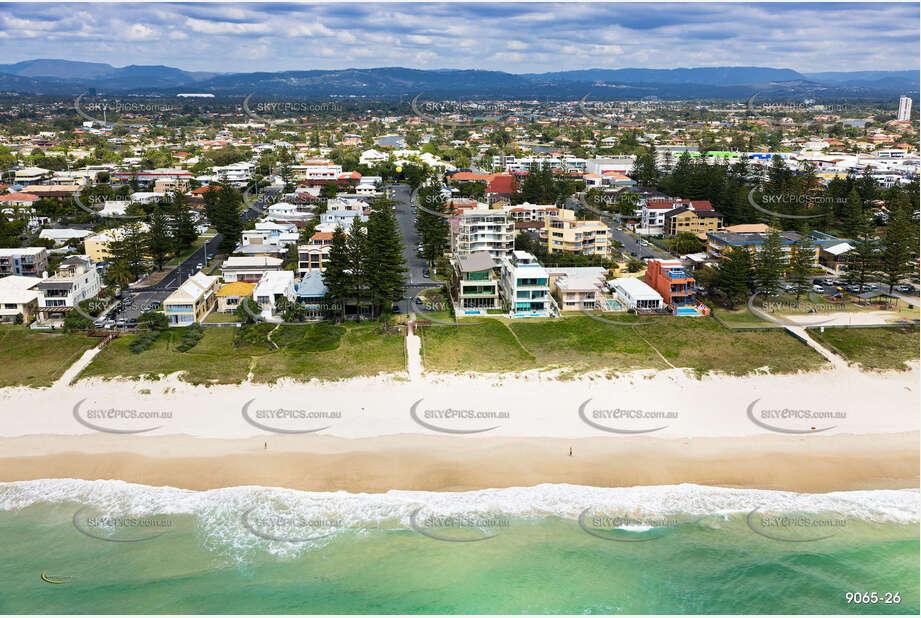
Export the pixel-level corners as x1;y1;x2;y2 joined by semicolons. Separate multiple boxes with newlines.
0;2;915;72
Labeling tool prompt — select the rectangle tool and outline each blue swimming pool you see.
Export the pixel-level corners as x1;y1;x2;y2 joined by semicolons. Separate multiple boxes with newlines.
675;307;700;316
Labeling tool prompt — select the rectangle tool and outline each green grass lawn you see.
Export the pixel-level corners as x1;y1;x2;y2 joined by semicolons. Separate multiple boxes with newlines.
251;322;405;382
421;319;537;373
807;326;920;371
421;314;828;376
80;326;265;384
79;322;405;384
0;325;99;388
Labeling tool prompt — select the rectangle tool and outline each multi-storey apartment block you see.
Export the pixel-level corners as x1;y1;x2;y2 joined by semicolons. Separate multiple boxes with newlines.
451;210;514;260
499;250;556;318
0;247;48;278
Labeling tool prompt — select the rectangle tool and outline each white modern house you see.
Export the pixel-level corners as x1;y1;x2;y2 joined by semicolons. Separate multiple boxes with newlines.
253;270;296;319
162;271;219;326
499;251;556;318
612;277;663;311
34;255;102;324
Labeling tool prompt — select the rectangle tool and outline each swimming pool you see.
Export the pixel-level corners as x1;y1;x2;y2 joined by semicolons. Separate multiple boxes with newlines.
604;299;623;311
675;307;700;316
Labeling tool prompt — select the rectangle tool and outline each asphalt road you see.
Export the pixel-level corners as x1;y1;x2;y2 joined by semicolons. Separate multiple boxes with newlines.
388;183;436;311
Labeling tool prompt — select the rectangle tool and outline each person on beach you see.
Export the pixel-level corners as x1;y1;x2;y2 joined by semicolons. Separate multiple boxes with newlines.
569;447;572;457
264;442;267;450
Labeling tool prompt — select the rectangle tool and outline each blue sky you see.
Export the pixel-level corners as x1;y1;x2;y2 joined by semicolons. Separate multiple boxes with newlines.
0;2;917;73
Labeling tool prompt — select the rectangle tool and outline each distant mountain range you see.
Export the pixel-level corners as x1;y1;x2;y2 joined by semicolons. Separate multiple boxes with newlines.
0;59;916;100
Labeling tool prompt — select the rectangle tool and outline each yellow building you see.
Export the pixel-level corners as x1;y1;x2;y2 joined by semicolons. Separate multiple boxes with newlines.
216;281;256;313
664;206;722;236
162;271;219;326
542;209;609;256
83;223;150;262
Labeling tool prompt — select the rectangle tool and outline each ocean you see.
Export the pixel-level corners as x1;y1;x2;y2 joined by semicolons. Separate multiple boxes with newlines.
0;480;917;614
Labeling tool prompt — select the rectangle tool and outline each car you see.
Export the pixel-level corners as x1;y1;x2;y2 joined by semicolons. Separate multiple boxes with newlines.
124;297;133;306
206;254;213;261
414;297;423;305
93;318;107;328
126;319;138;328
820;278;836;286
629;251;637;257
844;284;860;293
812;278;825;285
196;262;203;270
422;268;431;278
812;284;825;293
103;320;116;329
392;304;400;313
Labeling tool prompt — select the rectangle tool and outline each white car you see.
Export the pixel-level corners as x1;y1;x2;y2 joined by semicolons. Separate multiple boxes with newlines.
812;284;825;293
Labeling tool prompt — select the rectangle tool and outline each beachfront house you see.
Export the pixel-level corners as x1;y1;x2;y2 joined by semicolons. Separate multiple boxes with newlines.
34;255;102;324
612;277;663;311
499;250;556;318
253;271;296;318
162;271;219;326
451;251;501;314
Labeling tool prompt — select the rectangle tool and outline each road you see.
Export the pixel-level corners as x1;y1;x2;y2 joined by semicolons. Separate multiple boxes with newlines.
566;195;672;260
388;183;436;312
106;190;270;322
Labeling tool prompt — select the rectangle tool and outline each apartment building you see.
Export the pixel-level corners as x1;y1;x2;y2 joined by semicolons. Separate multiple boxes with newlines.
636;198;714;234
499;250;556;318
13;167;51;184
452;251;501;313
542;209;609;256
663;205;722;236
451;210;514;260
221;256;283;283
83;223;151;262
0;247;48;278
503;202;559;223
162;271;219;326
35;255;102;323
297;232;334;275
705;230;818;264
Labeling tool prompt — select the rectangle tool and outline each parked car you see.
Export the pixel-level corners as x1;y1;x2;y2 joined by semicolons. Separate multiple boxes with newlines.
126;319;138;328
196;262;203;270
820;278;836;286
123;297;133;306
812;278;825;285
414;297;423;305
392;304;400;313
894;284;917;294
812;284;825;293
422;268;431;278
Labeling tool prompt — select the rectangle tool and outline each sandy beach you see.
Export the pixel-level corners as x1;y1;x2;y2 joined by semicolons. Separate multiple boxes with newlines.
1;363;918;493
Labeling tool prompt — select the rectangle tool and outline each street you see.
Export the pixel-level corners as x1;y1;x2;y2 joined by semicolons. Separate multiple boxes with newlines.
388;183;436;311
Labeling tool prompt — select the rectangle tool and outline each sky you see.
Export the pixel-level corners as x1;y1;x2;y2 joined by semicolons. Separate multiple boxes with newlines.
0;2;917;74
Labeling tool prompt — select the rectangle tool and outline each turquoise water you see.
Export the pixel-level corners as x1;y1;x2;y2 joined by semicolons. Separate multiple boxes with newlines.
0;480;917;614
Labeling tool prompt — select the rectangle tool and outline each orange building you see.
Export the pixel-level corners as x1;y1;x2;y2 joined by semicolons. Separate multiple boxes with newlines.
644;259;704;313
